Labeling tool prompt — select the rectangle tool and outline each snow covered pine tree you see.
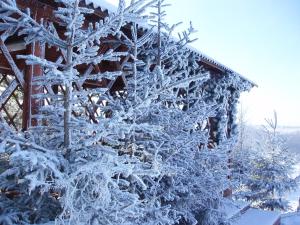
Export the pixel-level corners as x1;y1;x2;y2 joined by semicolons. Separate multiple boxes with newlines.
117;1;253;224
234;112;298;211
0;0;252;224
0;0;167;224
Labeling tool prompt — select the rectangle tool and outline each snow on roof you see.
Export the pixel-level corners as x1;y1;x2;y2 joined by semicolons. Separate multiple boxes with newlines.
281;212;300;225
232;208;280;225
84;0;256;87
84;0;117;13
185;44;257;86
223;200;250;219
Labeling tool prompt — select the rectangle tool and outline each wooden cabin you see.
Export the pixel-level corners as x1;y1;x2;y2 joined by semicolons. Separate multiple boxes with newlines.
0;0;255;147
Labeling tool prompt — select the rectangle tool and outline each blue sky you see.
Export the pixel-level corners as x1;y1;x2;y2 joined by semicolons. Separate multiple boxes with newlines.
108;0;300;126
168;0;300;127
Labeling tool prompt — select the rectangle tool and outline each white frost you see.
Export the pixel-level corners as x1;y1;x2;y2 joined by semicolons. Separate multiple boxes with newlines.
84;0;118;12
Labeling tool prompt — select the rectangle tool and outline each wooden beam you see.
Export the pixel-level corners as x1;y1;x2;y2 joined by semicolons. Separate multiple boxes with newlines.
200;59;225;74
5;41;26;52
0;49;27;71
0;40;25;87
0;79;18;107
16;0;107;25
16;0;56;20
0;66;12;73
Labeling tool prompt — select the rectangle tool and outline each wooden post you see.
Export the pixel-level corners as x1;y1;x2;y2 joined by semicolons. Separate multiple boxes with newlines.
22;9;44;130
22;42;44;129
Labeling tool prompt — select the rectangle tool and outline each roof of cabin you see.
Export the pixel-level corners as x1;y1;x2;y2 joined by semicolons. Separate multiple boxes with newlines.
232;208;280;225
83;0;257;87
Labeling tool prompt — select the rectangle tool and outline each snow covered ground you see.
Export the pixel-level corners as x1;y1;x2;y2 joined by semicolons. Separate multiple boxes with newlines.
281;212;300;225
223;200;250;219
231;208;280;225
286;163;300;211
284;126;300;211
287;183;300;211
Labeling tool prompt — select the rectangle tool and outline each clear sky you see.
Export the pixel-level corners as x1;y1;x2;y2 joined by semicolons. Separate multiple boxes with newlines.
108;0;300;126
